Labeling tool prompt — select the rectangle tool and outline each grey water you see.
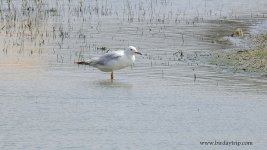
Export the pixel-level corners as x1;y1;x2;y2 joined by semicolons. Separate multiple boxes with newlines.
0;0;267;149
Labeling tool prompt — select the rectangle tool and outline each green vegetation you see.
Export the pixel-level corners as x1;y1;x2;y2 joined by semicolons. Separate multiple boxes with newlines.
211;33;267;73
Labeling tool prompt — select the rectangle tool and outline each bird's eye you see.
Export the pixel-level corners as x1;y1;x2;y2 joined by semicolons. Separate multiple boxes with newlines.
130;49;132;51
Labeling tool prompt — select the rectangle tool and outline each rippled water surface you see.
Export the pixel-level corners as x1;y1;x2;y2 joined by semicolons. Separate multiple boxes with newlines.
0;0;267;149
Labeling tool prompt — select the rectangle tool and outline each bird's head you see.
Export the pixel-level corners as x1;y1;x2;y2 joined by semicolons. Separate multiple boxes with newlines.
126;46;142;55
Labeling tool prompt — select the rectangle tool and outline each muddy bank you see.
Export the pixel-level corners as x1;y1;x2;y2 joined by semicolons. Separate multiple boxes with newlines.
211;28;267;75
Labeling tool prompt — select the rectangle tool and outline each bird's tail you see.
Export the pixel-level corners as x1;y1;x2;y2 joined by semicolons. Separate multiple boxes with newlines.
75;61;91;65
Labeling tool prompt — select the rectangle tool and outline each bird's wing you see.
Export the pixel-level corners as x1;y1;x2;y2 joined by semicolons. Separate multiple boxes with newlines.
91;51;123;66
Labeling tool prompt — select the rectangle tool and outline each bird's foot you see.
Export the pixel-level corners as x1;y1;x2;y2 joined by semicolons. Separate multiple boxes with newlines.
111;72;114;80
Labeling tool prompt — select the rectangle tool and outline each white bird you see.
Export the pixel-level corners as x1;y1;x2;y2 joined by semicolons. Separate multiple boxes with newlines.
76;46;142;80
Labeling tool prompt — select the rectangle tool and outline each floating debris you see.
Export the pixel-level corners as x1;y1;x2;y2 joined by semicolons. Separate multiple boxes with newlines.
97;47;107;51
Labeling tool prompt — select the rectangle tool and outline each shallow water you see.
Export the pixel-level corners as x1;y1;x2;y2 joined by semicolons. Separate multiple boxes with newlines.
0;0;267;149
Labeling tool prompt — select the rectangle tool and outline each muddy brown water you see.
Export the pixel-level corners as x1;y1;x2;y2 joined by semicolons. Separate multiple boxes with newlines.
0;0;267;149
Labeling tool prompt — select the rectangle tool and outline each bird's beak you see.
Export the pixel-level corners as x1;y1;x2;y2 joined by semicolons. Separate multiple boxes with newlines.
135;51;142;55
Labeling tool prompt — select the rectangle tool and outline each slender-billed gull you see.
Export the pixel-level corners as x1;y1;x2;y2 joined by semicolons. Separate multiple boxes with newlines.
76;46;142;80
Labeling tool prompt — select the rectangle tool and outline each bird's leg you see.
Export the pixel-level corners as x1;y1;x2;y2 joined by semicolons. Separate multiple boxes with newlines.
111;72;114;80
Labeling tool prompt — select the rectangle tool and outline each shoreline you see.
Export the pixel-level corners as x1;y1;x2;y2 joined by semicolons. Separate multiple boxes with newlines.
210;24;267;76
